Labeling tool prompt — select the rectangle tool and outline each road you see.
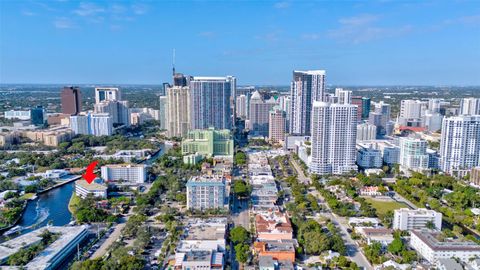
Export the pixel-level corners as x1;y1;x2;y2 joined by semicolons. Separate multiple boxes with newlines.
288;158;372;269
289;157;311;184
91;223;126;259
392;192;418;210
309;188;372;270
231;196;250;229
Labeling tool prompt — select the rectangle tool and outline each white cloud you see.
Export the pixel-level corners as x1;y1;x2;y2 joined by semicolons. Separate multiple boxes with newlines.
21;10;35;16
132;4;148;15
301;33;321;40
198;31;216;38
53;17;74;29
338;14;379;26
256;31;281;42
274;1;290;9
74;2;105;16
328;14;413;44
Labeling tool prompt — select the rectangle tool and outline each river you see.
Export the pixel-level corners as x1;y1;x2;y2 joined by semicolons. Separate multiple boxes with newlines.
16;181;75;235
3;143;168;238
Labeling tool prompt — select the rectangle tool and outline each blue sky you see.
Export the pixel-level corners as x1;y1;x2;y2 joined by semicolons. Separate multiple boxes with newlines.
1;0;479;85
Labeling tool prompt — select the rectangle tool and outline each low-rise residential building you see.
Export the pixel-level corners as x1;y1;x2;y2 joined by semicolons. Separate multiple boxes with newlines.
178;218;227;253
258;256;294;270
186;175;226;210
348;217;381;227
250;175;277;211
358;186;386;196
254;240;296;263
410;230;480;263
174;218;227;270
355;227;394;246
393;208;442;231
174;250;224;270
255;211;293;241
75;180;108;199
100;164;147;185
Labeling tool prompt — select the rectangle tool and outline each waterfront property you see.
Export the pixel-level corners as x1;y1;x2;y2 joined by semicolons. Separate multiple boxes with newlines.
75;180;108;199
0;225;89;269
100;164;147;185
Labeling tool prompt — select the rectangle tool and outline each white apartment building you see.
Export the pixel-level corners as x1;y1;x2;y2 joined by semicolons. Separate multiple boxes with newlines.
4;110;31;120
334;88;352;104
186;175;226;210
459;97;480;115
310;102;358;175
159;96;168;130
100;164;147;185
410;230;480;263
94;100;130;127
75;180;107;199
357;123;377;141
236;94;248;119
439;115;480;177
399;99;427;127
399;137;429;172
90;113;113;136
166;85;191;138
424;110;443;132
393;208;442;231
70;113;112;136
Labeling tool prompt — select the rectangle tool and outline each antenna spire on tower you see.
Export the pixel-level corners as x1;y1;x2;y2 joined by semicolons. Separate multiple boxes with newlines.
172;48;176;76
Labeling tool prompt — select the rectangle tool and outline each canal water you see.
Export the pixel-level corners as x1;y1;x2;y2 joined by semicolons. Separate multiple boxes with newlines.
16;181;74;234
3;143;168;238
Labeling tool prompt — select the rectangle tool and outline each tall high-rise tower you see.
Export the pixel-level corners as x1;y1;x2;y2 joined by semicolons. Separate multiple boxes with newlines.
61;86;82;115
310;102;357;175
439;115;480;177
95;87;121;103
248;91;277;137
289;70;326;135
189;76;236;130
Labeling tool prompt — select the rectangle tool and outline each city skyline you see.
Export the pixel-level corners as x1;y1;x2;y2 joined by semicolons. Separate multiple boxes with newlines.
1;1;479;86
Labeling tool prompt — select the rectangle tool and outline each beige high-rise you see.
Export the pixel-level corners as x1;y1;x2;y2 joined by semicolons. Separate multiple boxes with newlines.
166;86;191;138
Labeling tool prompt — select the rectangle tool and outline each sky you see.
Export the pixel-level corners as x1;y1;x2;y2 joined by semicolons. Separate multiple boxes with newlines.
0;0;479;86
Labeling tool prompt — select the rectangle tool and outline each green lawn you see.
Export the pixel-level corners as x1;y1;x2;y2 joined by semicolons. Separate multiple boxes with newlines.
364;197;408;217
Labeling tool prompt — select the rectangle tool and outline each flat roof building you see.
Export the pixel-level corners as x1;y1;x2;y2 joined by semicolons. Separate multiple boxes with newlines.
182;128;234;159
410;229;480;263
75;180;107;199
186;175;226;210
393;208;442;231
100;164;147;185
0;225;89;269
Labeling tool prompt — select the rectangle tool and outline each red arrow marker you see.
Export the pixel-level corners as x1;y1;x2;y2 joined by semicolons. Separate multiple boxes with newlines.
82;161;98;184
